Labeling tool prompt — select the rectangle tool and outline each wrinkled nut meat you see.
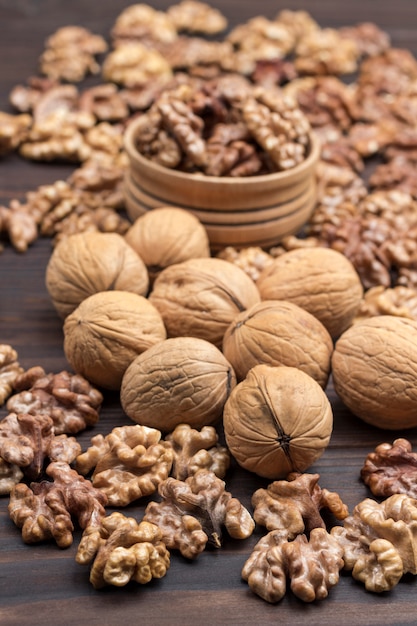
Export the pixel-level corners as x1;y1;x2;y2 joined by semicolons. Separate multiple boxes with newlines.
0;344;24;405
9;461;107;548
63;290;166;390
46;231;149;318
0;412;81;480
0;458;23;496
0;111;32;156
143;469;254;558
354;285;417;324
125;207;210;284
121;336;236;432
7;366;102;435
222;299;333;386
167;1;227;35
76;511;170;589
361;438;417;499
110;3;178;44
331;494;417;592
223;364;333;479
166;423;230;481
149;257;260;348
256;247;363;338
242;527;344;603
76;424;174;506
332;315;417;430
252;473;348;538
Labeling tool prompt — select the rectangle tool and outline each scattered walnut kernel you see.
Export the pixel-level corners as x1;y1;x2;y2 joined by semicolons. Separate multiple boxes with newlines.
338;22;391;58
0;412;81;480
167;1;227;35
252;473;348;538
40;26;107;82
9;461;107;548
0;111;32;156
165;423;230;481
76;512;170;589
242;528;344;603
227;16;296;62
354;285;417;323
0;458;23;496
9;76;60;113
7;366;102;435
78;83;129;122
76;425;174;506
361;439;417;499
216;246;274;282
102;42;173;87
331;494;417;591
143;469;254;558
295;28;360;76
110;3;178;45
0;345;24;405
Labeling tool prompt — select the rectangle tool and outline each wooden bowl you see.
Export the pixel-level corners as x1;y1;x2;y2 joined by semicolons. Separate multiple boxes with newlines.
123;116;320;249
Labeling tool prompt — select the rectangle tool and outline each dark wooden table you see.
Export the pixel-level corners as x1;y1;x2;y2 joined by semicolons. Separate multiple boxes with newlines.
1;1;417;624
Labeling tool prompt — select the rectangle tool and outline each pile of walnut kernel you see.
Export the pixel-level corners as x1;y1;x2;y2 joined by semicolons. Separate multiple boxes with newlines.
3;0;417;602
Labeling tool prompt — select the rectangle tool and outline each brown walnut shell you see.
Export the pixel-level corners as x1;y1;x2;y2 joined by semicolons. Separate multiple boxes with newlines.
222;300;333;387
125;206;210;284
223;364;333;479
148;257;261;348
63;290;166;390
46;232;149;318
120;336;236;432
332;315;417;430
256;247;363;338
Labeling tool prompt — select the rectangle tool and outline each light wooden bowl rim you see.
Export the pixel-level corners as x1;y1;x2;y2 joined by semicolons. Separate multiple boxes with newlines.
124;116;321;190
124;170;317;225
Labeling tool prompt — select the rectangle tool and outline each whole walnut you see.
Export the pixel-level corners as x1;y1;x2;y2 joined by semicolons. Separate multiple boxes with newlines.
256;248;363;338
332;316;417;430
46;232;149;318
125;206;211;284
120;336;236;432
222;300;333;387
223;364;333;479
149;257;261;348
63;290;166;390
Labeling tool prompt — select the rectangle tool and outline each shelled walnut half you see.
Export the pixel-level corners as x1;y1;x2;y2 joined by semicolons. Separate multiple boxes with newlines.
143;469;254;558
331;494;417;592
76;425;174;506
361;438;417;498
242;527;344;603
76;512;170;589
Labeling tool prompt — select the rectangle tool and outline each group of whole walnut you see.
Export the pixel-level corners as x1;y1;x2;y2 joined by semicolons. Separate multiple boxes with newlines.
2;0;417;606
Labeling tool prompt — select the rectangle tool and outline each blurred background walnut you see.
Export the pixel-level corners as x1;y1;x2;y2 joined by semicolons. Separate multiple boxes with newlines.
125;206;210;284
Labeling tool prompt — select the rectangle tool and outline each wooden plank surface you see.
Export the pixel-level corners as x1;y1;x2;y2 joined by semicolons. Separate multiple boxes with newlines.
1;1;417;624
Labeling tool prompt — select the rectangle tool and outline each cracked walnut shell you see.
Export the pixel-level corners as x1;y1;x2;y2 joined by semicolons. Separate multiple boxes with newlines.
63;290;166;390
46;231;149;319
121;336;236;432
332;315;417;429
223;364;333;479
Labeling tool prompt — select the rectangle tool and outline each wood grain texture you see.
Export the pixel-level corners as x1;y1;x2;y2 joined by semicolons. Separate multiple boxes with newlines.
1;2;417;624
